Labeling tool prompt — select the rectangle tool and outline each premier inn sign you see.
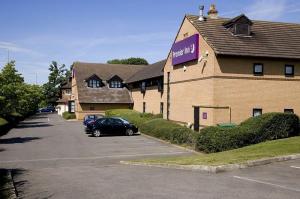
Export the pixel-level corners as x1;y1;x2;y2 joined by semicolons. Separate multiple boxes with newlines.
172;34;199;65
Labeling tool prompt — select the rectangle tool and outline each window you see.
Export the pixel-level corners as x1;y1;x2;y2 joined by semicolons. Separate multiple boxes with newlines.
253;63;263;75
65;89;71;95
143;102;146;113
284;109;294;114
110;80;122;88
69;101;75;113
90;106;95;111
234;23;250;36
160;102;164;114
253;108;262;117
88;79;101;88
158;79;163;92
285;65;294;76
141;82;146;93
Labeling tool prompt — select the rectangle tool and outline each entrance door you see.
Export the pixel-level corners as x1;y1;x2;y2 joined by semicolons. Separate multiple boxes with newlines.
194;106;200;131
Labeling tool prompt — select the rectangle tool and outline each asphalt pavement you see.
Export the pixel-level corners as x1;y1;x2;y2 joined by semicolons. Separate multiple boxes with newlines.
0;113;299;199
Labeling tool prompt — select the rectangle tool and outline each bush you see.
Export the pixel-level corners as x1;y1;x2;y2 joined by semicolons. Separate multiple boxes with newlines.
196;113;300;153
106;109;197;146
105;109;157;127
0;118;9;136
62;112;76;120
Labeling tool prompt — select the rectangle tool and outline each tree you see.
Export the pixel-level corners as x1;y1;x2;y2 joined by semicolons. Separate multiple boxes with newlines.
43;61;69;105
107;57;148;65
0;61;24;117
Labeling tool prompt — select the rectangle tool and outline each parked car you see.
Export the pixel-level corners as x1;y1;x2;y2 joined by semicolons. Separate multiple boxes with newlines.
38;106;55;113
91;117;138;137
83;114;104;133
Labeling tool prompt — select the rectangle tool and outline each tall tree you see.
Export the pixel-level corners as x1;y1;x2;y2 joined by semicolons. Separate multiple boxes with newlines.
43;61;68;105
0;61;24;117
107;57;148;65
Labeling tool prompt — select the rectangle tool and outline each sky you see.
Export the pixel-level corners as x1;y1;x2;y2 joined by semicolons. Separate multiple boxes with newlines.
0;0;300;84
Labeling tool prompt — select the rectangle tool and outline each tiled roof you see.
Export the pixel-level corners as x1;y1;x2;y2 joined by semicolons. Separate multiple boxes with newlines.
186;15;300;59
125;59;166;83
73;62;145;104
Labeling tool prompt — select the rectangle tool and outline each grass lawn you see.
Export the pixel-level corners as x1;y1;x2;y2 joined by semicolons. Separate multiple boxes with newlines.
132;136;300;166
0;169;10;199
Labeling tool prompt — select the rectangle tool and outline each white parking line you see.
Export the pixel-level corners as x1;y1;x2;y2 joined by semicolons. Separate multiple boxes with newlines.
0;151;189;164
233;176;300;192
290;166;300;169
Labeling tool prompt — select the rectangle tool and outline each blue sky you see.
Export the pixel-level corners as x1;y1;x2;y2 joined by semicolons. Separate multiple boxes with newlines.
0;0;300;84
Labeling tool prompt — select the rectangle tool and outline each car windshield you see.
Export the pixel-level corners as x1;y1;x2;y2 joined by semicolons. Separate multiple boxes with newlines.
118;118;130;124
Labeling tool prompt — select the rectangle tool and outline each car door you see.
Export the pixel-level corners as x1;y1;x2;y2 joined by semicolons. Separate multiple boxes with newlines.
112;118;126;135
101;118;113;134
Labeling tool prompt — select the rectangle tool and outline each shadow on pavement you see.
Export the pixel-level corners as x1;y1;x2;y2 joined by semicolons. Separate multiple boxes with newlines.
0;137;41;144
16;123;53;129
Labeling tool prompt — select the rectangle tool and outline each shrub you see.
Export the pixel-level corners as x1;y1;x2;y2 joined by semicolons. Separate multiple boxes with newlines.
196;113;300;153
0;118;9;135
105;109;156;127
106;109;198;146
62;112;76;120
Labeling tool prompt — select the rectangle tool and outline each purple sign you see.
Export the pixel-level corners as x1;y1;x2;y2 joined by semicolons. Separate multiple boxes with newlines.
172;34;199;66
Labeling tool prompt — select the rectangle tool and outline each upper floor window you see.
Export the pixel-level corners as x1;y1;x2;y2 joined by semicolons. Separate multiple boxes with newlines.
253;108;262;117
141;82;146;93
285;65;294;77
253;63;263;76
65;89;71;95
88;79;101;88
110;80;122;88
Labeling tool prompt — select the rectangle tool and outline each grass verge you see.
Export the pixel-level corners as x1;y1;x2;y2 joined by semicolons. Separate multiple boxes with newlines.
131;136;300;166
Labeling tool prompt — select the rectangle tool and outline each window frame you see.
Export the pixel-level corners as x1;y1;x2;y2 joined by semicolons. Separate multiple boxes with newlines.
284;109;294;114
285;65;294;77
253;63;264;76
253;108;262;117
110;80;122;88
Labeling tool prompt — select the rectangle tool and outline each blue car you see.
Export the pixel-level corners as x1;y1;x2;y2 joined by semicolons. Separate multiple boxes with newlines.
83;114;104;133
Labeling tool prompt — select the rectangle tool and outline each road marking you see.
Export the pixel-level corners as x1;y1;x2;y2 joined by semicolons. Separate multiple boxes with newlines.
233;176;300;192
290;166;300;169
0;151;189;164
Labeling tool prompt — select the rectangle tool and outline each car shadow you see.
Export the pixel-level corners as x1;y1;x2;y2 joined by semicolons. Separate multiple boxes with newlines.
88;133;140;137
0;137;41;144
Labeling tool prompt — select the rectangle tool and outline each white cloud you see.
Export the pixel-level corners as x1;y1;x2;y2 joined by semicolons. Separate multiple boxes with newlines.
0;41;43;56
245;0;287;20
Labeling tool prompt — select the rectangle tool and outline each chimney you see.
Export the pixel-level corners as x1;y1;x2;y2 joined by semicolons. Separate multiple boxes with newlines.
198;5;205;21
207;4;218;19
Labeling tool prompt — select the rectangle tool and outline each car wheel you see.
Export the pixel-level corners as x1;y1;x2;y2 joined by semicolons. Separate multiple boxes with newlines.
93;129;101;137
126;129;134;136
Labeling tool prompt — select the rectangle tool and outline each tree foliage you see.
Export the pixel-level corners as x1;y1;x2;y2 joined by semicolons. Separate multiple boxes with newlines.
0;61;44;118
107;57;149;65
43;61;69;105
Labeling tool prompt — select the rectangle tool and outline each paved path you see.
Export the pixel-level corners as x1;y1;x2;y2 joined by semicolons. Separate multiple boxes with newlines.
0;113;299;199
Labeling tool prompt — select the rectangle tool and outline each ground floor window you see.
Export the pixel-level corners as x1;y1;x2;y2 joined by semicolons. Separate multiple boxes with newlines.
284;109;294;114
160;102;164;114
69;101;75;113
143;102;146;113
253;108;262;117
90;106;95;111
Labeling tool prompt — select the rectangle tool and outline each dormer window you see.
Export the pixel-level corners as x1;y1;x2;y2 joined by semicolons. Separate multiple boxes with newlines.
88;79;101;88
108;75;123;88
110;80;122;88
85;74;103;88
223;14;253;37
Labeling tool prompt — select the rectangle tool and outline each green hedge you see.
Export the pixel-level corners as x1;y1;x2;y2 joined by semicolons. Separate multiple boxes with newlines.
62;112;76;120
105;109;197;146
140;119;197;145
0;118;9;136
105;109;161;127
196;113;300;153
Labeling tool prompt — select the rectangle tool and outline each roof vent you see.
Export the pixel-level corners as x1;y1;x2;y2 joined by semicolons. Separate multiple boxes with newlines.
207;4;218;19
198;5;205;21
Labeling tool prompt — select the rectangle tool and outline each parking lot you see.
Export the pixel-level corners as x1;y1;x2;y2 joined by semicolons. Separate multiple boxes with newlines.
0;113;299;198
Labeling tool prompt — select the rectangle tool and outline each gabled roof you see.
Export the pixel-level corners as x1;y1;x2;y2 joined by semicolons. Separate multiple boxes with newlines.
126;59;166;83
108;74;123;82
223;14;253;27
73;62;145;104
85;74;102;81
186;14;300;60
